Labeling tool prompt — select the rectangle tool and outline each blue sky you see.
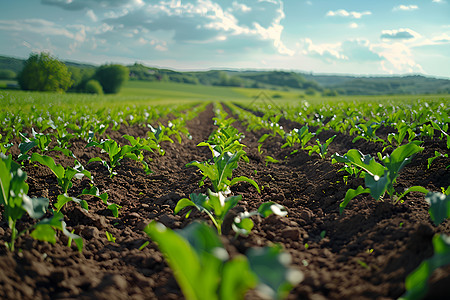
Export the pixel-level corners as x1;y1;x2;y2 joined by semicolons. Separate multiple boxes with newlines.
1;0;449;77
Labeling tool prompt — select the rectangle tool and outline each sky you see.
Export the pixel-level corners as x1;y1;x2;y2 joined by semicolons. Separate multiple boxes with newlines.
0;0;449;77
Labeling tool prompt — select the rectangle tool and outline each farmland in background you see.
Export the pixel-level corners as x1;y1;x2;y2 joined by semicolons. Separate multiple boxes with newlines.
0;84;450;300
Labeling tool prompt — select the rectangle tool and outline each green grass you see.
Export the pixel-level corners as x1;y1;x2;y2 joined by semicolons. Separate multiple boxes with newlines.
1;80;449;114
122;81;245;100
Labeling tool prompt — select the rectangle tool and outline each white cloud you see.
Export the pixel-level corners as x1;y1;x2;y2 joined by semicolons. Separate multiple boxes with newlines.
86;9;97;22
432;0;446;3
300;38;347;61
380;28;421;40
393;5;419;11
231;2;251;13
349;22;358;29
373;42;424;74
0;19;75;39
326;9;371;19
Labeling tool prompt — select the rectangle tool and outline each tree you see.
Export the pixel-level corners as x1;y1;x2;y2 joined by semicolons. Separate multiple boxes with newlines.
85;79;103;94
17;53;73;92
0;69;16;80
94;64;129;94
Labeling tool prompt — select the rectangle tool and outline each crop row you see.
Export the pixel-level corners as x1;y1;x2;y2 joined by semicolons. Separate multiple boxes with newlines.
1;95;450;299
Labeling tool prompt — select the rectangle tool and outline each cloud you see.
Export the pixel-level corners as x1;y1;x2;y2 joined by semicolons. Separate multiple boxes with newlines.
300;38;381;63
326;9;371;19
393;5;419;11
381;28;421;40
432;0;446;3
0;19;76;39
349;22;358;29
373;42;424;74
86;9;97;22
102;0;294;56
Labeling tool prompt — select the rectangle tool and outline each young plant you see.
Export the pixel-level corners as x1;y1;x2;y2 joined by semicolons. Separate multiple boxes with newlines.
175;190;241;235
425;189;450;226
87;135;154;177
187;150;259;193
144;221;303;300
306;135;336;159
0;134;13;155
79;185;121;217
17;129;52;162
332;142;425;213
0;154;82;251
351;122;384;144
175;190;287;236
400;234;450;300
282;125;315;151
30;153;92;211
427;151;449;169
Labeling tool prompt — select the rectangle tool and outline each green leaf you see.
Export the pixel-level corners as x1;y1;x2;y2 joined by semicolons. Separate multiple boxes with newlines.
425;192;450;226
364;171;389;200
258;202;288;217
21;195;49;219
220;255;257;300
30;153;65;179
247;245;304;300
229;176;260;193
55;194;89;212
144;221;219;300
340;186;370;214
395;186;429;204
332;150;385;177
400;234;450;300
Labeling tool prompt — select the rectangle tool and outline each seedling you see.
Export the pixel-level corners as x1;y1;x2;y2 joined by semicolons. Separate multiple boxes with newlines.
187;150;259;193
87;135;155;177
332;142;426;212
400;234;450;300
306;135;336;159
145;221;303;300
0;154;82;251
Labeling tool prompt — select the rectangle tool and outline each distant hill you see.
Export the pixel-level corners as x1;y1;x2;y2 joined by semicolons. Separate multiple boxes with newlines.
1;55;449;95
302;74;450;95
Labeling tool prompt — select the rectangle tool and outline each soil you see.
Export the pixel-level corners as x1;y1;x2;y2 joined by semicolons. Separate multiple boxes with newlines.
1;103;449;300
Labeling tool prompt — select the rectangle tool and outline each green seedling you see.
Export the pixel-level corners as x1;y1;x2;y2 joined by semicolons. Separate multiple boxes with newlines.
232;202;288;236
265;156;279;166
427;151;449;169
400;234;450;300
431;121;450;149
386;123;416;149
105;231;116;243
175;190;241;235
0;134;13;155
17;129;52;161
187;150;259;193
332;142;426;213
144;221;303;300
306;135;336;159
30;153;92;212
352;122;384;144
282;125;315;150
87;135;154;178
425;191;450;226
0;154;82;252
79;185;120;217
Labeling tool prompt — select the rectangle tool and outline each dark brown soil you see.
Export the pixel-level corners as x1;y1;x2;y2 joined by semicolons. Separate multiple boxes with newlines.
1;103;449;300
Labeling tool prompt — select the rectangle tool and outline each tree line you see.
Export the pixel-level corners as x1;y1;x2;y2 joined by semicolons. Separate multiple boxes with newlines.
16;53;129;94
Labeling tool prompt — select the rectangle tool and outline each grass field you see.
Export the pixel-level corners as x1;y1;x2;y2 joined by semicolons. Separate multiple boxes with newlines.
1;80;450;112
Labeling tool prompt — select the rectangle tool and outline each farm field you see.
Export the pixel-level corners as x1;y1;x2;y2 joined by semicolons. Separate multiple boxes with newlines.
1;87;450;300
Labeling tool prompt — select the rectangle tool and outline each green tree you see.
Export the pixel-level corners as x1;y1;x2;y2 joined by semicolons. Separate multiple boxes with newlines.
85;79;103;94
0;69;16;80
94;64;129;94
17;52;73;92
